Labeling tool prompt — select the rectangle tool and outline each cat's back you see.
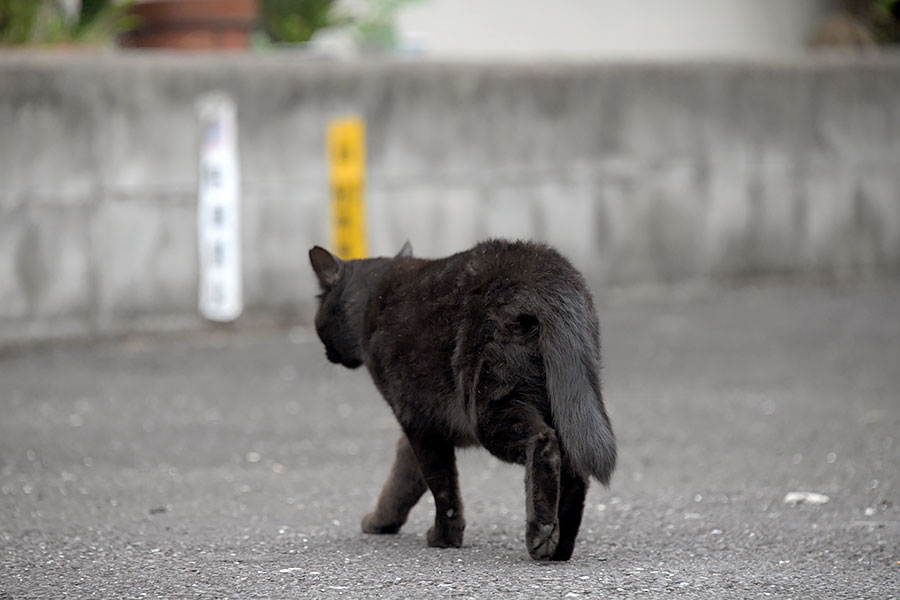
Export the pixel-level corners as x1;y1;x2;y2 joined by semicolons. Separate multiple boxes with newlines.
458;239;591;304
367;239;593;336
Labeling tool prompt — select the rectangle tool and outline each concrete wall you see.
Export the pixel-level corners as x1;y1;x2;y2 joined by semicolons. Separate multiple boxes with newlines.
1;53;899;343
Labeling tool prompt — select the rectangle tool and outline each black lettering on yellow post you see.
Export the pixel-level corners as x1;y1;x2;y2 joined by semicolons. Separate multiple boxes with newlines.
327;117;368;259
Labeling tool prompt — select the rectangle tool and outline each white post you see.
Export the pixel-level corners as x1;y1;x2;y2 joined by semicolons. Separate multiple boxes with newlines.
197;93;243;322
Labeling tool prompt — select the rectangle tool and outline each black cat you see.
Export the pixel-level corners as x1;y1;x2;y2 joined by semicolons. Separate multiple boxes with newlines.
309;239;616;561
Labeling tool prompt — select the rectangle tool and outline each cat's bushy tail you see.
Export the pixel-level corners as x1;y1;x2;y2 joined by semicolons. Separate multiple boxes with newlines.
539;294;616;486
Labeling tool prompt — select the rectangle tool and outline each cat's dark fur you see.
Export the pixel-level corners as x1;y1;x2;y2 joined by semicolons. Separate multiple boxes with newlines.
309;239;616;561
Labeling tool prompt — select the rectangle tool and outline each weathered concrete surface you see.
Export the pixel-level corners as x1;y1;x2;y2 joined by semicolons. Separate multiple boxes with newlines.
1;283;898;598
1;53;900;343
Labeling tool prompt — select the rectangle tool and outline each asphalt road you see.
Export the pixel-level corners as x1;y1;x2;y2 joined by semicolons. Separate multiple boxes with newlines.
2;282;899;599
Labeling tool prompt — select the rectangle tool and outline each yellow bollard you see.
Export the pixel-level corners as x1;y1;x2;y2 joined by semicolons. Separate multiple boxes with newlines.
327;116;368;260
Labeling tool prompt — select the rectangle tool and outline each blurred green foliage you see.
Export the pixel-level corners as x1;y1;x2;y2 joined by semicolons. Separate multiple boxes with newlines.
260;0;347;44
871;0;900;42
0;0;136;45
259;0;424;50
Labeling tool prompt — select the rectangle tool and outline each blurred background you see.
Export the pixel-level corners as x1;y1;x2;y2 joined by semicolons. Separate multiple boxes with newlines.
0;0;898;341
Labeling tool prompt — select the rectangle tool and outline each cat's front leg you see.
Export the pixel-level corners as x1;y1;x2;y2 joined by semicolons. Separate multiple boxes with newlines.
406;434;465;548
362;434;428;534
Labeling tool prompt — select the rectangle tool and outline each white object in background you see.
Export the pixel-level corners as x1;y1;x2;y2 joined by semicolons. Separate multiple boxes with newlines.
197;93;243;322
783;491;830;506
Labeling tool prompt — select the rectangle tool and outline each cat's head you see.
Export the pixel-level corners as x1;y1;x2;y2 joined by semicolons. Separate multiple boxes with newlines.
308;242;413;369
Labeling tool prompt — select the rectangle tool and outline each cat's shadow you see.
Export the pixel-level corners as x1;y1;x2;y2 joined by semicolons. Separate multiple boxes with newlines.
339;528;611;567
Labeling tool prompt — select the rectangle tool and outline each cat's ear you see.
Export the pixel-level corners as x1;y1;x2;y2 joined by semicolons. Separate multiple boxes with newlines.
309;246;342;288
395;240;413;258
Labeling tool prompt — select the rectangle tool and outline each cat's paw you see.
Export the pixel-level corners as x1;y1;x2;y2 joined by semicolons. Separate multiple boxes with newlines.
526;521;559;561
550;542;575;562
426;522;464;548
361;512;402;535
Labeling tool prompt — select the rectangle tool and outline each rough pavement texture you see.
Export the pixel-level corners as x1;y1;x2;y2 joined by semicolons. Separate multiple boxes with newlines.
1;283;898;599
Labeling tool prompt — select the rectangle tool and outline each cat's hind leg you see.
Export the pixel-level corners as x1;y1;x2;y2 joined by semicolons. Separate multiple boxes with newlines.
524;429;563;560
477;404;562;561
362;434;428;535
551;467;588;561
405;433;466;549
